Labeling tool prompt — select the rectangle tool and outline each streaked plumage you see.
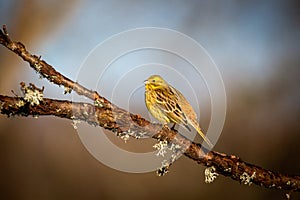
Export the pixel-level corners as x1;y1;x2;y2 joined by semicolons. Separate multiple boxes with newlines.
144;75;213;148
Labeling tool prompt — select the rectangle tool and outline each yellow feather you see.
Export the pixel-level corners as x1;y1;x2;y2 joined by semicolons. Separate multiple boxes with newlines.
144;75;213;148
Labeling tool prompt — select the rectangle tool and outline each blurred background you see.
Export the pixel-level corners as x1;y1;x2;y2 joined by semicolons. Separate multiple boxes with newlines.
0;0;299;199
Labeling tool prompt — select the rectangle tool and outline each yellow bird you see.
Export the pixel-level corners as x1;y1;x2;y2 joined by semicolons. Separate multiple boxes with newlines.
144;75;213;148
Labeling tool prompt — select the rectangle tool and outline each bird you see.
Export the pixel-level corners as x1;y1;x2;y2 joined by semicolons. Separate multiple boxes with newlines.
144;75;213;148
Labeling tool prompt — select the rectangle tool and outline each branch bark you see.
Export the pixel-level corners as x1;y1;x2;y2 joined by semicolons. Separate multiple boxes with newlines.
0;25;299;193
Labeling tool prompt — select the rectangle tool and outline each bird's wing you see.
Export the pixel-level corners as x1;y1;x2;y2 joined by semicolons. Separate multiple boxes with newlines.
154;88;190;127
171;85;199;122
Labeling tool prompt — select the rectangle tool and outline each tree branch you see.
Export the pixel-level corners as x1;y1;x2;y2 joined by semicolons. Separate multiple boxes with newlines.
0;25;299;193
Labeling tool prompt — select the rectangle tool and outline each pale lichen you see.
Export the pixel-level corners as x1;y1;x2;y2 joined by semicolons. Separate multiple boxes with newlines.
170;153;178;163
156;160;170;176
168;143;183;163
16;100;25;107
134;131;147;139
240;171;256;186
21;83;44;106
224;168;232;172
119;133;130;142
72;120;80;130
169;143;182;152
64;86;72;94
204;166;219;183
34;62;42;72
94;99;103;108
153;140;168;157
119;129;149;141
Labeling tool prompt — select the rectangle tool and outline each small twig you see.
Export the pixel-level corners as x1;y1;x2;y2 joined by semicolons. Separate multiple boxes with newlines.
0;25;299;193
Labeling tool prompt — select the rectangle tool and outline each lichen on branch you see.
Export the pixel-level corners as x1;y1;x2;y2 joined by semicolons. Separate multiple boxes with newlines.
0;25;299;193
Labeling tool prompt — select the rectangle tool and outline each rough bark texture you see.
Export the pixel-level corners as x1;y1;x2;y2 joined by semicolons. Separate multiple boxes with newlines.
0;25;299;193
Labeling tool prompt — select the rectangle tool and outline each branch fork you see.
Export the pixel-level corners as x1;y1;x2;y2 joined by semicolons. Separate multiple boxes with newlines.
0;25;299;194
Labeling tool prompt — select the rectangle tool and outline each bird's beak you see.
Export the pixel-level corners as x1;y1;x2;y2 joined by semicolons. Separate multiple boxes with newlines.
144;80;149;84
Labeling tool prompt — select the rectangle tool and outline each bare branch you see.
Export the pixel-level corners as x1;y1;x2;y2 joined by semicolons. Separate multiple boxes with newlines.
0;25;299;193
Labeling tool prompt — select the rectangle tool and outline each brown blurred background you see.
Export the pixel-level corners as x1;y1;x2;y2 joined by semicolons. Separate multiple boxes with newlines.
0;1;299;199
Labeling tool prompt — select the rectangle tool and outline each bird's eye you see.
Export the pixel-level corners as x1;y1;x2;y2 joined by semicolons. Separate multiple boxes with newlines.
152;79;156;82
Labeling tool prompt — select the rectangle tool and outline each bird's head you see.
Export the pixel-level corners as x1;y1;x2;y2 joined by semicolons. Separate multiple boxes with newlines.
144;75;168;90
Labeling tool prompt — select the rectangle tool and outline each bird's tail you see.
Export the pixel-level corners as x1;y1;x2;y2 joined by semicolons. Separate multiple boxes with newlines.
191;120;213;148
